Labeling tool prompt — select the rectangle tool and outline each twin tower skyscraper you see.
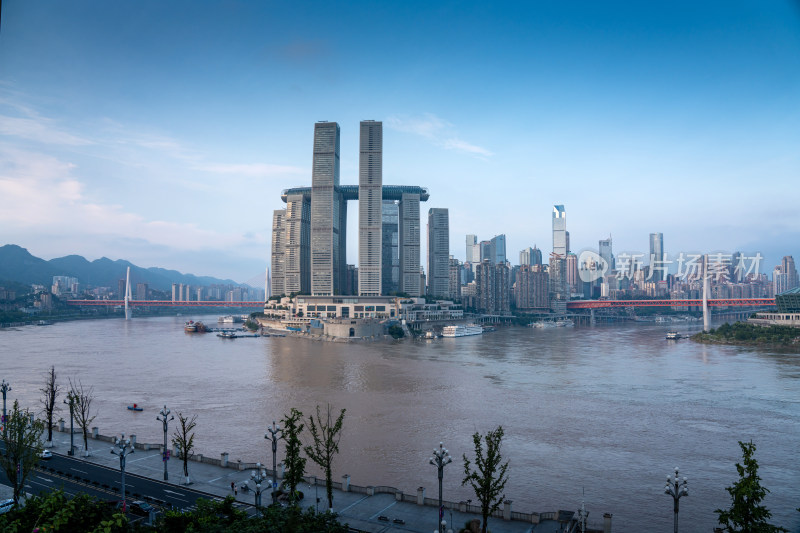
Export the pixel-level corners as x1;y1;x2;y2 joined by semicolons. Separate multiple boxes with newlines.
271;121;430;298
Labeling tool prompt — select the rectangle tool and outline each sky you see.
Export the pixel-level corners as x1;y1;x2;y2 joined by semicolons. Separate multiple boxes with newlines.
1;1;799;284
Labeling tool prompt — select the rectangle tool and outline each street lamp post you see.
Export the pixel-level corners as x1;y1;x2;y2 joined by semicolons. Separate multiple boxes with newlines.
1;379;10;437
429;442;452;533
63;391;77;455
664;467;688;533
250;462;268;508
156;405;174;481
264;420;283;504
111;434;135;513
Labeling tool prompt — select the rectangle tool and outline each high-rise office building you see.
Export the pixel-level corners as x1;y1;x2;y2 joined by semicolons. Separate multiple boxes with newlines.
399;193;421;296
566;252;579;294
649;232;664;281
381;200;399;296
358;121;382;296
552;205;567;257
480;240;492;262
466;234;480;263
549;255;568;313
774;256;799;295
599;237;614;270
271;210;287;296
284;193;311;295
427;208;450;298
490;235;506;265
520;246;542;267
310;121;343;296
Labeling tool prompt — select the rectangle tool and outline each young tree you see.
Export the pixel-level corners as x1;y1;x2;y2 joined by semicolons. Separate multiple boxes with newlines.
281;408;306;504
462;425;510;533
304;404;346;511
69;378;97;457
0;400;45;504
715;440;788;533
39;365;60;446
171;412;197;485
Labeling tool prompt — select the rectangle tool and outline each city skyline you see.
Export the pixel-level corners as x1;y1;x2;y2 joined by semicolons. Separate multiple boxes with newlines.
1;2;798;282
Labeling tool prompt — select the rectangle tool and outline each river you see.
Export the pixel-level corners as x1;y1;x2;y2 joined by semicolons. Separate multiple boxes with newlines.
1;316;798;531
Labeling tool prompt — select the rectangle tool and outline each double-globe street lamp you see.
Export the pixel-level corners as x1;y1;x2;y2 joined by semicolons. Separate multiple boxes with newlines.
156;405;174;481
664;467;688;533
429;442;452;533
111;434;135;513
265;420;283;504
250;462;268;508
1;379;10;436
63;390;77;456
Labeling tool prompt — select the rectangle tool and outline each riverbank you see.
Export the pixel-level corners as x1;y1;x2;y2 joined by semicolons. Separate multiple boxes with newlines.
691;321;800;350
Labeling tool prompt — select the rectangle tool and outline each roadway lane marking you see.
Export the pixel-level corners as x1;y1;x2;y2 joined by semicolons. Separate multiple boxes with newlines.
39;477;54;483
163;489;186;496
339;494;371;514
368;501;397;520
70;468;88;474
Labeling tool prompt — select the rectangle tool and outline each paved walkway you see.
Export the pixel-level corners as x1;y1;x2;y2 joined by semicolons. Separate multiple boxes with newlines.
8;429;593;533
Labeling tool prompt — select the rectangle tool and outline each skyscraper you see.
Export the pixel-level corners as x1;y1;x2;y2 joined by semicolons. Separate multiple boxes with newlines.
284;193;311;295
358;121;383;296
649;232;664;281
449;256;462;300
399;192;421;296
381;200;399;296
427;208;450;298
270;210;286;297
466;234;480;263
490;234;506;265
599;237;614;270
552;205;567;257
310;121;343;296
774;256;799;295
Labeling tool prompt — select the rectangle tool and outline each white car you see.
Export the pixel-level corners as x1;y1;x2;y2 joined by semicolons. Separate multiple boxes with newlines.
40;449;53;460
0;498;14;515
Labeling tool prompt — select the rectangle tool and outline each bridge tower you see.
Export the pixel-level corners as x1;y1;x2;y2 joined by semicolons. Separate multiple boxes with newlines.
125;266;132;320
702;257;710;332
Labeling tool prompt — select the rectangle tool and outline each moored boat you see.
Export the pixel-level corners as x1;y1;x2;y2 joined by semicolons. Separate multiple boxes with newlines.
441;324;483;337
127;403;143;411
666;331;682;340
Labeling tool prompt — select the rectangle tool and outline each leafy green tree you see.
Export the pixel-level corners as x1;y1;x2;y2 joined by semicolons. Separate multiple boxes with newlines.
282;407;307;504
304;404;346;511
39;365;60;446
462;425;510;533
171;412;197;485
715;440;788;532
0;490;127;533
0;400;45;504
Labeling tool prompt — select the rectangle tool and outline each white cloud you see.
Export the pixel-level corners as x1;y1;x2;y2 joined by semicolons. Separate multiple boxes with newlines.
197;163;306;177
386;113;493;158
0;115;93;146
0;147;258;253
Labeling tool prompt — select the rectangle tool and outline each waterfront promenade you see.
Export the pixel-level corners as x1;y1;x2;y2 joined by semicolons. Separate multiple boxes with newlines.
7;427;607;533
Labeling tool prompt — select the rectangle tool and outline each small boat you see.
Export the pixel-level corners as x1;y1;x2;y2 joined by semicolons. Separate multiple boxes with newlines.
184;320;197;332
666;331;682;340
127;403;143;411
217;331;237;339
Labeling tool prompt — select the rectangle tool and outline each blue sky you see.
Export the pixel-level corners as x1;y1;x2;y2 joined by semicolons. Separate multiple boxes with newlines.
1;1;798;283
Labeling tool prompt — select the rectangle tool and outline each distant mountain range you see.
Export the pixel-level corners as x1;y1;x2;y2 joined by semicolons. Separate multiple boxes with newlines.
0;244;246;291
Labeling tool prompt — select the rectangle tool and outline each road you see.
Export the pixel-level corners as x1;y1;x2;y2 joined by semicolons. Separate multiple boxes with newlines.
0;451;256;518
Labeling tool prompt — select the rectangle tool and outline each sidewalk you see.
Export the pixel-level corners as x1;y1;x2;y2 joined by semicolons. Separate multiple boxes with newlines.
33;428;598;533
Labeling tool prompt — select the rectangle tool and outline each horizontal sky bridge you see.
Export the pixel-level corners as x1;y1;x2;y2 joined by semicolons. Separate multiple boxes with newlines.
280;185;430;203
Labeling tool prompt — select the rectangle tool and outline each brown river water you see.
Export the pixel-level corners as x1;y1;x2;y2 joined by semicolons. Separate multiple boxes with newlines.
1;315;798;531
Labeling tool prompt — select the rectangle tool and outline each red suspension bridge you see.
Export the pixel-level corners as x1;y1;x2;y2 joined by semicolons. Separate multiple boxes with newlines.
65;298;776;310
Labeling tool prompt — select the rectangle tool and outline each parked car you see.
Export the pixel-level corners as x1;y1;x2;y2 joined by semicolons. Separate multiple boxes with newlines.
0;499;15;515
114;500;153;516
40;449;53;460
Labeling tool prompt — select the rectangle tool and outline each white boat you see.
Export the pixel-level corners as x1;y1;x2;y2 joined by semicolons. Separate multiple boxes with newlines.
441;324;483;337
665;331;682;340
218;315;242;324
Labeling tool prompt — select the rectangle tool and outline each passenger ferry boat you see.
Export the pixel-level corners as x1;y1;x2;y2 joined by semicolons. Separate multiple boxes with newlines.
665;331;682;340
441;324;483;337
